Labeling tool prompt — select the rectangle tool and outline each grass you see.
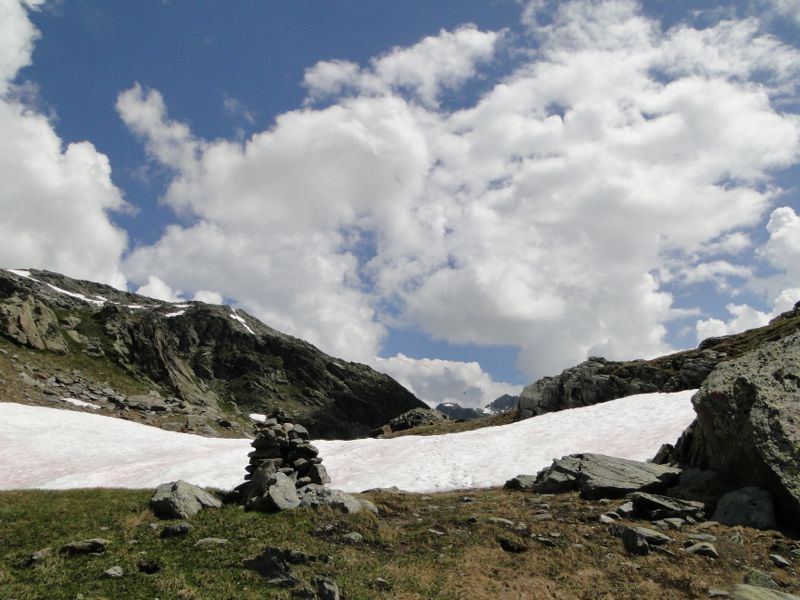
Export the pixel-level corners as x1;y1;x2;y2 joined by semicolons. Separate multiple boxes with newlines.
1;488;798;599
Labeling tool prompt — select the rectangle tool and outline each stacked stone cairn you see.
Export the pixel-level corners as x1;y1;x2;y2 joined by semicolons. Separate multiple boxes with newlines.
237;410;332;512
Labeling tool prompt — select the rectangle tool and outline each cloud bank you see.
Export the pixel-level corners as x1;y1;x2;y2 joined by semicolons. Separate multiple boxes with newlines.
119;0;800;384
2;0;799;405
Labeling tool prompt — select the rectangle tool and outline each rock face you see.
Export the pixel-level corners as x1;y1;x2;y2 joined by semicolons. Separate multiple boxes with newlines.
0;269;425;439
150;480;222;519
531;453;682;499
517;302;800;420
518;353;720;419
0;295;67;354
674;331;800;526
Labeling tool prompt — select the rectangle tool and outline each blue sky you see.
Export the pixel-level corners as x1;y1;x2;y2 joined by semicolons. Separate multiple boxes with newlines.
2;0;799;407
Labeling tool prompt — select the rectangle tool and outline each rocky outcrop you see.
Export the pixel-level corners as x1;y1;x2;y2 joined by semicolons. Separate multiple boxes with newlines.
517;353;720;419
150;480;222;519
372;407;451;436
0;269;425;439
672;331;800;526
530;453;682;499
0;295;67;354
517;301;800;420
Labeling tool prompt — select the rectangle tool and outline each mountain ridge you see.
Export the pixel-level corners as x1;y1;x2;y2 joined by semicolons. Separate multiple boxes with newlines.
0;268;425;439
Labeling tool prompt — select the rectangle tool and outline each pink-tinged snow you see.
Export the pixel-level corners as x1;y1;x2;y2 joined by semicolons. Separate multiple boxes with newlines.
0;390;696;492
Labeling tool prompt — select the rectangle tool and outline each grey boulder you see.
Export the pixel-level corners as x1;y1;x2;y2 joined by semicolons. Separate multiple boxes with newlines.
504;474;537;490
628;492;705;520
297;484;377;514
678;331;800;524
316;578;341;600
730;585;800;600
59;539;111;556
247;472;301;512
532;453;681;499
609;525;649;556
712;487;776;530
150;480;222;519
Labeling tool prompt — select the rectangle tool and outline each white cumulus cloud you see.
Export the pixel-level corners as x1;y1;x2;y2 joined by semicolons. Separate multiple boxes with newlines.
373;354;519;409
304;25;501;107
0;0;128;288
119;1;800;388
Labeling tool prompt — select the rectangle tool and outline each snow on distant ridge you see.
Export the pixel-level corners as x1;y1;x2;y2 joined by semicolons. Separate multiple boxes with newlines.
230;309;256;335
6;268;32;278
0;390;696;492
45;283;106;306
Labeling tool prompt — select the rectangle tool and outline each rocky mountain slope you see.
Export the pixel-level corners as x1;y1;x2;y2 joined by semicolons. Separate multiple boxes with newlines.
435;395;520;421
0;269;425;439
517;301;800;419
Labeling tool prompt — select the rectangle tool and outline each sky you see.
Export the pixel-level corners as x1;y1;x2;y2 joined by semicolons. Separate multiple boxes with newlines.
1;0;799;408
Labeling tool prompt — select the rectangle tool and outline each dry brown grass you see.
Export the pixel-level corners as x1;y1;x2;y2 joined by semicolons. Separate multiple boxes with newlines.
1;483;799;599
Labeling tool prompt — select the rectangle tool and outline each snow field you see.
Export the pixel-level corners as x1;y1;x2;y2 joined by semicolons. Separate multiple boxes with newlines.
0;390;696;493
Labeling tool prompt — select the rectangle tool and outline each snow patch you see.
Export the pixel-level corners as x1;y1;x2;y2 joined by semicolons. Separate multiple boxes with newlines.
6;269;32;278
0;390;696;492
164;310;186;318
230;309;256;335
126;305;146;309
46;284;105;306
61;398;100;410
249;413;267;423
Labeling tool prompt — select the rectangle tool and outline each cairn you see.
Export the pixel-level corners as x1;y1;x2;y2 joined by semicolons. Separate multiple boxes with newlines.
237;410;332;512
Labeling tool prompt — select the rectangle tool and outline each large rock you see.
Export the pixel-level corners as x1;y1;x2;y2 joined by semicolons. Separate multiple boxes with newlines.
532;453;682;499
677;331;800;525
712;487;776;530
297;484;377;514
730;585;800;600
628;492;705;520
150;480;222;519
247;472;301;512
0;295;67;354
